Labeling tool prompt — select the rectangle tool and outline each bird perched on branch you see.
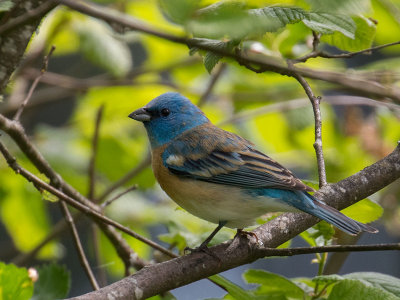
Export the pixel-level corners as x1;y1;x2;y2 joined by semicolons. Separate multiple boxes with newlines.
129;92;377;250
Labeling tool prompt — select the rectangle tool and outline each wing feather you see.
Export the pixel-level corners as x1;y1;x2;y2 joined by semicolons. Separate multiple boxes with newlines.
162;124;314;192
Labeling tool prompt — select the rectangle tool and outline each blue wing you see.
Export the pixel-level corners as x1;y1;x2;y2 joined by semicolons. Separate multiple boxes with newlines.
162;124;314;192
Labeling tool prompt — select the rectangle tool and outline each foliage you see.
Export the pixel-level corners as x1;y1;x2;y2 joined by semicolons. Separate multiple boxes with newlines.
0;0;399;298
0;263;34;300
209;270;400;299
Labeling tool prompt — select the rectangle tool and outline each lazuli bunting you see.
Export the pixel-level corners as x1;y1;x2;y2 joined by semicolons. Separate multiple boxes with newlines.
129;92;377;248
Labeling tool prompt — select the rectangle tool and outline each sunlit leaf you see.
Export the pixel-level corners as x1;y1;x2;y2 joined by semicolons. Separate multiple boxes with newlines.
0;262;34;300
341;198;383;223
321;16;376;51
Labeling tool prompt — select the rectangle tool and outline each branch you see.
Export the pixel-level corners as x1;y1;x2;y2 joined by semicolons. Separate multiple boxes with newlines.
88;105;104;200
259;243;400;256
69;143;400;299
54;0;400;104
290;68;327;187
0;0;56;92
59;201;100;290
294;40;400;63
13;46;56;121
198;63;227;107
0;140;177;259
97;152;151;203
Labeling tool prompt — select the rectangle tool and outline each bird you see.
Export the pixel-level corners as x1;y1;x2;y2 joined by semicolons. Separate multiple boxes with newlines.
129;92;377;249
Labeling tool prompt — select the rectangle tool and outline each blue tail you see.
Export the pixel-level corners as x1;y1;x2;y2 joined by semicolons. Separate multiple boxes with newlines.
294;191;378;235
262;189;378;235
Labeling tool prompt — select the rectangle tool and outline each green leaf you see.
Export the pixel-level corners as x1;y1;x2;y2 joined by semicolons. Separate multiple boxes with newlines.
209;275;255;299
314;273;400;300
32;263;70;300
303;13;356;38
159;0;199;24
341;198;383;223
244;269;305;298
300;222;335;247
190;38;238;73
249;7;306;31
74;18;132;78
0;0;13;12
187;2;259;39
345;272;400;298
0;262;34;300
187;3;356;41
36;174;58;202
328;279;399;300
321;16;376;51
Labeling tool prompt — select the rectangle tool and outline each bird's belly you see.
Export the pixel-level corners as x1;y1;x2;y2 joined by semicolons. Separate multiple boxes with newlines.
155;169;294;228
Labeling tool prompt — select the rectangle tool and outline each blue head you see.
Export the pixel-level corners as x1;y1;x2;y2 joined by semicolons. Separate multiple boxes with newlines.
129;92;209;148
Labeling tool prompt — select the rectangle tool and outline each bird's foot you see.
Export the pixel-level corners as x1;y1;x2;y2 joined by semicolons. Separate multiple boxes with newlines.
235;229;260;244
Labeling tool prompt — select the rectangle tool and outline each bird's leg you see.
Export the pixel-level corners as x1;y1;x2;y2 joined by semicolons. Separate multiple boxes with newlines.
185;221;227;254
235;228;259;244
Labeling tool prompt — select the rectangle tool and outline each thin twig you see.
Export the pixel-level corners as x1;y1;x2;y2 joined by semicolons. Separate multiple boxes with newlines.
293;39;400;63
101;185;138;208
59;201;100;290
259;243;400;257
290;65;327;187
0;141;178;259
97;152;151;203
198;63;227;107
88;105;104;201
13;46;56;121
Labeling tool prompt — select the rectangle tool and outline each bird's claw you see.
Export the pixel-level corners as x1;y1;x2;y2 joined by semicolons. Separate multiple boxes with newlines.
235;229;260;244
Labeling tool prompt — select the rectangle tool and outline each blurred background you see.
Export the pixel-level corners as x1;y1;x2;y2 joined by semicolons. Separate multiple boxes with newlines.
0;0;399;298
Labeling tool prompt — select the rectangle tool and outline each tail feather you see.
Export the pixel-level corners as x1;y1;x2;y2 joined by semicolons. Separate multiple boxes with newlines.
302;192;378;235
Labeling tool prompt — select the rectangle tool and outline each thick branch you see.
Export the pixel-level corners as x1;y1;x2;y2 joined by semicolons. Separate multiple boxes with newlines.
70;143;400;300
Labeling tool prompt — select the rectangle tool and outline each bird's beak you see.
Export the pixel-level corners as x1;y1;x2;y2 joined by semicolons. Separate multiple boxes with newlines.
128;107;151;122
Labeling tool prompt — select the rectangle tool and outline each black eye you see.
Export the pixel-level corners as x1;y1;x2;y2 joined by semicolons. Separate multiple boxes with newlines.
161;108;170;117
